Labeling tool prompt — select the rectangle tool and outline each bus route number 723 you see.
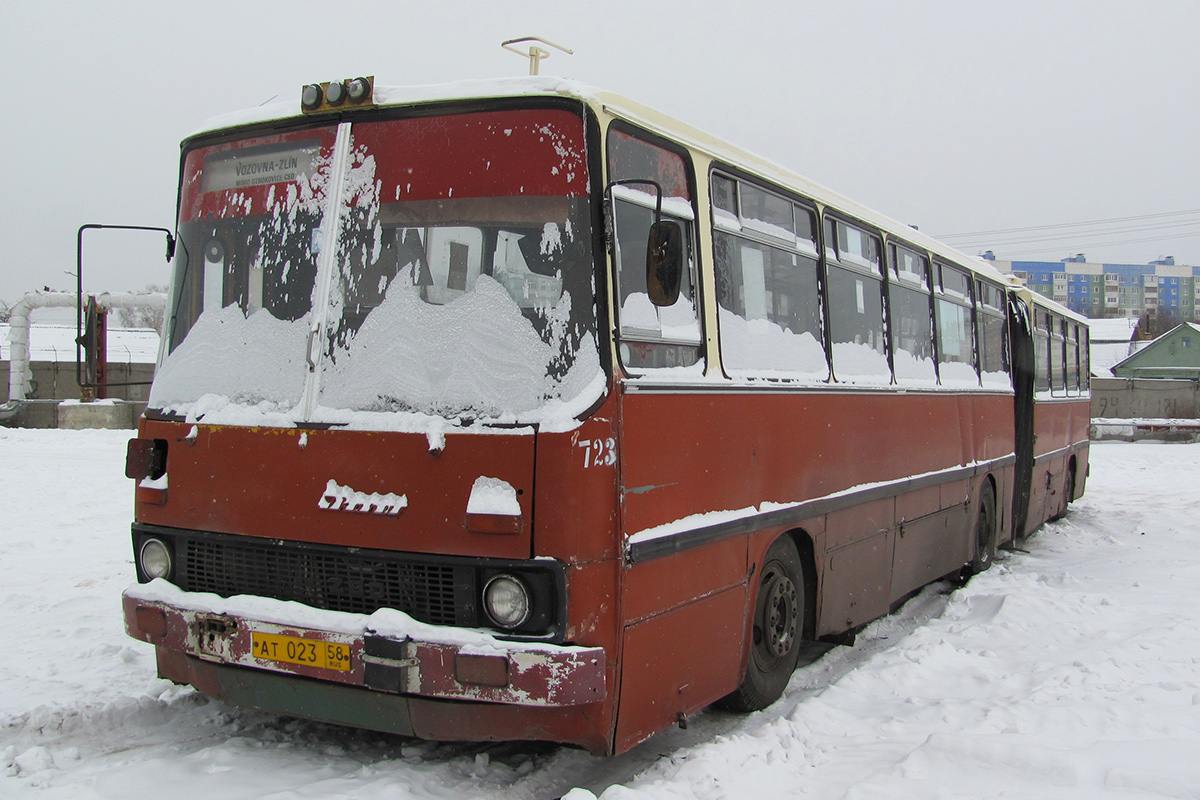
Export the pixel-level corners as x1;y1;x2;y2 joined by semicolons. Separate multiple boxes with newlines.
579;437;617;469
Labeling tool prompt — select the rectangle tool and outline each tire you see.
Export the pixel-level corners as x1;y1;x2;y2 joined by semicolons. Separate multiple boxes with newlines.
718;536;805;712
1050;461;1075;522
967;482;997;574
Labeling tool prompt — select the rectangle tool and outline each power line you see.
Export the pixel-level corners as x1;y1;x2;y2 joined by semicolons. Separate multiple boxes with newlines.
937;209;1200;240
975;230;1200;260
951;220;1200;250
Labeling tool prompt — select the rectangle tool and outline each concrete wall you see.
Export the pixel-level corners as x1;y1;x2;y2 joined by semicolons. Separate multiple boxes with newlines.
1091;377;1200;419
0;360;154;403
1091;419;1200;443
0;399;146;430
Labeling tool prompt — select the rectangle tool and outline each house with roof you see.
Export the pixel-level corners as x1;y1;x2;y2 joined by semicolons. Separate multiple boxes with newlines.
1111;323;1200;381
1089;317;1140;378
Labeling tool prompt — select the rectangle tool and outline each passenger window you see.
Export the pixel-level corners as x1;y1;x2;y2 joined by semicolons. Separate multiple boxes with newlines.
940;263;972;297
1050;317;1066;394
935;263;978;386
1079;324;1090;391
1034;310;1051;394
711;172;826;379
828;266;887;381
826;219;886;382
1066;323;1079;394
889;245;935;385
976;279;1010;389
711;173;737;223
826;218;882;275
739;183;795;241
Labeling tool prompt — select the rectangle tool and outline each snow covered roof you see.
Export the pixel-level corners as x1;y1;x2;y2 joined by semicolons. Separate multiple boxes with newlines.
1088;317;1139;343
0;324;159;364
1091;342;1136;377
1111;322;1200;378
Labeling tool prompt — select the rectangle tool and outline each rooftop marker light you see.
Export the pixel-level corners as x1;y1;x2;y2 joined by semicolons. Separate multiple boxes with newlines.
324;80;347;106
346;77;371;103
301;83;323;111
300;77;376;114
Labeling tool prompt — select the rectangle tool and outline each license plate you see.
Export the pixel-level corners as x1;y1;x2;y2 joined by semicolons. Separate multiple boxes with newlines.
251;632;352;672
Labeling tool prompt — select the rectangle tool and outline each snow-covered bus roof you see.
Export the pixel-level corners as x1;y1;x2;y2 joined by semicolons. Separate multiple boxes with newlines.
1026;291;1091;327
190;76;1079;323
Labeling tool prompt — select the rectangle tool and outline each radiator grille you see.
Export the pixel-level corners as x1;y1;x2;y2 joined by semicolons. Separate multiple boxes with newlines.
179;538;464;625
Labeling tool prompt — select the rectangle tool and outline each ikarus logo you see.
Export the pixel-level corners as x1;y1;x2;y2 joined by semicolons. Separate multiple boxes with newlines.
318;479;407;515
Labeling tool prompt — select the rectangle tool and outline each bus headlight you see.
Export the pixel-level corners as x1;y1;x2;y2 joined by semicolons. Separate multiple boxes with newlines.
483;574;532;629
139;538;173;581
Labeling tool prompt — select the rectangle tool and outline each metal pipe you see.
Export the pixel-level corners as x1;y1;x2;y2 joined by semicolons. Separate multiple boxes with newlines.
4;290;165;405
5;291;76;405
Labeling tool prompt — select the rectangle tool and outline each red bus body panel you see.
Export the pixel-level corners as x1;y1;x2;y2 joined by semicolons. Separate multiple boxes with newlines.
135;419;536;560
609;385;1018;750
1028;397;1091;529
127;397;631;753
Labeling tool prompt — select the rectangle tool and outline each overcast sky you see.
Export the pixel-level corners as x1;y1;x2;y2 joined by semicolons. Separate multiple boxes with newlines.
2;0;1198;306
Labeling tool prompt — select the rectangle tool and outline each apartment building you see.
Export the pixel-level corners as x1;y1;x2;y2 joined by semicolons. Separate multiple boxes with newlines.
987;254;1198;322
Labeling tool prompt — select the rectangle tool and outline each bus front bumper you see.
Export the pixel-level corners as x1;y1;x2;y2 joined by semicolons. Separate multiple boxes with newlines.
122;581;606;709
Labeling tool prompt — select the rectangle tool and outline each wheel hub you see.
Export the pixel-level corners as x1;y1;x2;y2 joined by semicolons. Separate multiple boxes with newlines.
762;571;798;659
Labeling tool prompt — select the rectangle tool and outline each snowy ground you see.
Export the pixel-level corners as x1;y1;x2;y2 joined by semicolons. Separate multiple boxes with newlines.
2;428;1199;799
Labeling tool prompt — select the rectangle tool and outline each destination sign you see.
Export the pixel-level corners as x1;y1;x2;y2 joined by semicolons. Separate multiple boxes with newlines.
201;140;320;193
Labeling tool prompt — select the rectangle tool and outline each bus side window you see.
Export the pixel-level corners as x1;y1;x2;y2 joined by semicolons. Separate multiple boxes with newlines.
1066;321;1079;395
1050;316;1066;395
934;262;979;386
826;218;888;383
976;279;1011;389
1034;310;1051;393
608;128;702;371
1079;324;1090;392
888;244;935;385
712;173;827;380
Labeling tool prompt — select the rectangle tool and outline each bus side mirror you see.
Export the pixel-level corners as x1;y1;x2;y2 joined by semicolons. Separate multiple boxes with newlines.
646;220;682;307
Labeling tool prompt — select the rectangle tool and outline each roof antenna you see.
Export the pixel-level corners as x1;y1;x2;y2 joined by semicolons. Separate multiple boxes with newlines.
502;37;573;75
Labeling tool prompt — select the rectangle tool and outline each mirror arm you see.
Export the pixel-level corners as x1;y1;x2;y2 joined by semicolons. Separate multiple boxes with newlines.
74;223;176;391
604;179;664;224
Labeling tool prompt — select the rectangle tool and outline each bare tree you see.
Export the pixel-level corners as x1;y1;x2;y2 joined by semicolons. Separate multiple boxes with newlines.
116;285;168;332
0;299;10;323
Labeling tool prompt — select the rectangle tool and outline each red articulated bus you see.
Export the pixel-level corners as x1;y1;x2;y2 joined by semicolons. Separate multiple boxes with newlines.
121;76;1090;755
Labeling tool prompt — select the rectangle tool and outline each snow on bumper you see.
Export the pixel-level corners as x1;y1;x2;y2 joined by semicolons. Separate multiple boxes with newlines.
123;580;605;707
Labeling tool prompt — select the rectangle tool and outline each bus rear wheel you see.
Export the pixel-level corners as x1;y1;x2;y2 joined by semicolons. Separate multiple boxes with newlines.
718;536;804;712
967;483;997;574
1050;460;1076;521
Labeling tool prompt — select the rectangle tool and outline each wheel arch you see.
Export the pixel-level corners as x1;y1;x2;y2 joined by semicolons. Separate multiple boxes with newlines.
981;471;998;506
782;527;819;641
969;473;999;573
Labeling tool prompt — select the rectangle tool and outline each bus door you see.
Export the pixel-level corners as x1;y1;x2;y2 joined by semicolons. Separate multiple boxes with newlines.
1008;294;1036;538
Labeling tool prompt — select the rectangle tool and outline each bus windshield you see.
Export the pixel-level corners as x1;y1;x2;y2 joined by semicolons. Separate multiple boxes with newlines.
150;108;601;428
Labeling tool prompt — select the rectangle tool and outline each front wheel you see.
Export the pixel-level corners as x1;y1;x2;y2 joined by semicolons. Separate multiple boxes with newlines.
718;536;805;712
